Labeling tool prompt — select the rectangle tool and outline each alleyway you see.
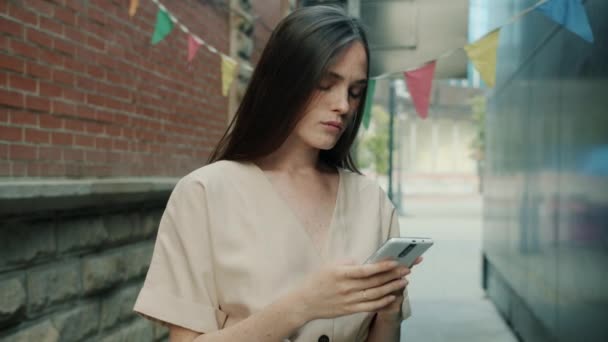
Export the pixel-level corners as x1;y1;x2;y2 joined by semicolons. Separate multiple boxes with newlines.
399;195;518;342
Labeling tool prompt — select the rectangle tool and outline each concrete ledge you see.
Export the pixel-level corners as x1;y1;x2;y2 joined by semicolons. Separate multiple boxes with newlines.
0;178;178;218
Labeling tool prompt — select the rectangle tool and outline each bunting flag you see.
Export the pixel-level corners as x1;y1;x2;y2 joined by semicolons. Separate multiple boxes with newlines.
404;61;436;119
362;79;376;129
188;35;201;62
464;29;500;87
221;55;238;96
129;0;139;17
151;9;174;45
536;0;594;43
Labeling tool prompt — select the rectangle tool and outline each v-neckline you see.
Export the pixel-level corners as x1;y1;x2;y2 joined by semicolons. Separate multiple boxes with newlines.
248;161;342;260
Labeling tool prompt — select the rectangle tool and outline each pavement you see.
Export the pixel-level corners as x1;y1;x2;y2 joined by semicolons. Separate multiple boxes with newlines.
398;195;519;342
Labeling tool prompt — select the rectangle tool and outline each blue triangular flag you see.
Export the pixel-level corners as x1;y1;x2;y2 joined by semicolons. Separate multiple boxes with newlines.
536;0;594;43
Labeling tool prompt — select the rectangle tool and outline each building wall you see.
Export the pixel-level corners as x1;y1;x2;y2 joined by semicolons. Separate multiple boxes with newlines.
1;0;229;178
482;1;608;341
0;1;285;340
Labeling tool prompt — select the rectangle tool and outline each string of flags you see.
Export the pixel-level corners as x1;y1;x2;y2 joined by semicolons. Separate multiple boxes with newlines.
128;0;594;116
129;0;248;96
363;0;595;124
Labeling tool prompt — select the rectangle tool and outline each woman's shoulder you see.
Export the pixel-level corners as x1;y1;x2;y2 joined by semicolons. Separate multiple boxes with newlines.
340;169;388;197
178;160;253;188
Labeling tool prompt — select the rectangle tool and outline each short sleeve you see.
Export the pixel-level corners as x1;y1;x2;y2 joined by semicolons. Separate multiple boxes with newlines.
384;193;412;320
133;176;227;333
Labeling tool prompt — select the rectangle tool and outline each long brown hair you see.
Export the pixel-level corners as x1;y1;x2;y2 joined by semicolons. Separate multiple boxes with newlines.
208;5;370;173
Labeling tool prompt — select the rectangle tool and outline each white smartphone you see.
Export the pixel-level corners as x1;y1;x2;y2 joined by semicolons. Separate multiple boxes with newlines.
365;237;434;267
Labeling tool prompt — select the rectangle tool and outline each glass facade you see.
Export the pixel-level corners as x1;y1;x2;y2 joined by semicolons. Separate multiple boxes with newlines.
481;1;608;341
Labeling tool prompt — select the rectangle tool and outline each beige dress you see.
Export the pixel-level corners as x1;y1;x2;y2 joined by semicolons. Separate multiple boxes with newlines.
133;160;411;341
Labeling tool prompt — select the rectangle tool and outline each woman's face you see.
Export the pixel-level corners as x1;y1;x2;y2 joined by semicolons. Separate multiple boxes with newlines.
292;42;368;151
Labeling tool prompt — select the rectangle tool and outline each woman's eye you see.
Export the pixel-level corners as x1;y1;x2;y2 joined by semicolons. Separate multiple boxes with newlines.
349;88;364;99
318;83;332;90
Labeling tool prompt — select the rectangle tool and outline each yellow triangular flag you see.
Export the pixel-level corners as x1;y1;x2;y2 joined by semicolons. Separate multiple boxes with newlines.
464;29;499;87
221;55;238;96
129;0;139;17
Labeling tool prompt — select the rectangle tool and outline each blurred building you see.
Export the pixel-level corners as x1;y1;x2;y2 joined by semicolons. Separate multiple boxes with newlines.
479;1;608;341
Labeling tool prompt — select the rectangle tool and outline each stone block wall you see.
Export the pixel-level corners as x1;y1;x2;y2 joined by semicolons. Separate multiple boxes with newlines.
0;180;173;341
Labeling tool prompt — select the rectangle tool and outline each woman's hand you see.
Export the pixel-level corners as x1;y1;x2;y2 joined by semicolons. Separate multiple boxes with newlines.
292;259;410;322
375;256;423;320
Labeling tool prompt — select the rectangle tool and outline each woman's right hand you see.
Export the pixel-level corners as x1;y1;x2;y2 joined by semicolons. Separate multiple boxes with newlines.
292;259;410;321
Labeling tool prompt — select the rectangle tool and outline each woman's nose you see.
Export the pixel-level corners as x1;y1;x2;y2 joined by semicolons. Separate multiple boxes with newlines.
332;88;350;114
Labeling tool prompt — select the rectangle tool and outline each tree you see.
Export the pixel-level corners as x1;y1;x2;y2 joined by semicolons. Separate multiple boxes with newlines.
356;105;390;174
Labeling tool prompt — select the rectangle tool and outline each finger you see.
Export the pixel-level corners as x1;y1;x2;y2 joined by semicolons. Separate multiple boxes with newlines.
355;278;407;302
341;260;398;279
411;256;423;267
352;267;409;291
349;295;397;313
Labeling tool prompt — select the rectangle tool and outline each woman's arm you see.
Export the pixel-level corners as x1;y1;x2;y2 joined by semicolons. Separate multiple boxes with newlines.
365;305;402;342
172;291;307;342
169;260;406;342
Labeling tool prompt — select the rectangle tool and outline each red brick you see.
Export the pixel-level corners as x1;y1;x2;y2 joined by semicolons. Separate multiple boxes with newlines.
0;144;8;159
76;76;96;91
63;88;85;102
86;64;104;78
39;49;64;67
37;162;66;177
54;38;76;56
9;144;37;160
85;150;106;163
9;74;37;93
64;26;85;43
39;114;63;129
112;139;128;151
87;7;106;25
95;137;112;149
54;7;76;26
38;146;62;161
24;0;54;17
39;81;63;97
1;17;23;37
52;100;76;116
11;161;28;176
63;148;84;161
86;34;105;51
85;122;104;134
38;16;63;35
0;89;24;108
52;70;74;85
74;134;95;147
63;58;86;74
64;0;86;13
0;126;23;142
63;119;85;132
26;28;53;49
86;94;104;107
25;128;50;144
9;40;39;60
26;61;52;79
10;111;38;126
95;110;113;123
0;53;25;73
25;95;51;112
51;132;72;145
8;4;38;26
76;105;96;120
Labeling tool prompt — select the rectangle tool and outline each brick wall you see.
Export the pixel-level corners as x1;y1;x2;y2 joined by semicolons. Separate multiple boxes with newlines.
1;0;230;178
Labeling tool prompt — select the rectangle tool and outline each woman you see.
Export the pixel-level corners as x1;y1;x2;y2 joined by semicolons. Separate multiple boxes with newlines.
134;5;422;342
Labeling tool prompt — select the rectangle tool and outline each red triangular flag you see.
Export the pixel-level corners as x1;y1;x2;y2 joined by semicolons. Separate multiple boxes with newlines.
188;35;201;63
404;61;436;119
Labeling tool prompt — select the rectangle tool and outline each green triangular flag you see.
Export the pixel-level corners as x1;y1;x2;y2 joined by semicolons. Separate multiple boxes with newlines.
151;9;173;45
362;79;376;129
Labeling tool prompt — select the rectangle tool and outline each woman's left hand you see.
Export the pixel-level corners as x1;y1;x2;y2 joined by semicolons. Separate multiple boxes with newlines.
375;256;423;319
